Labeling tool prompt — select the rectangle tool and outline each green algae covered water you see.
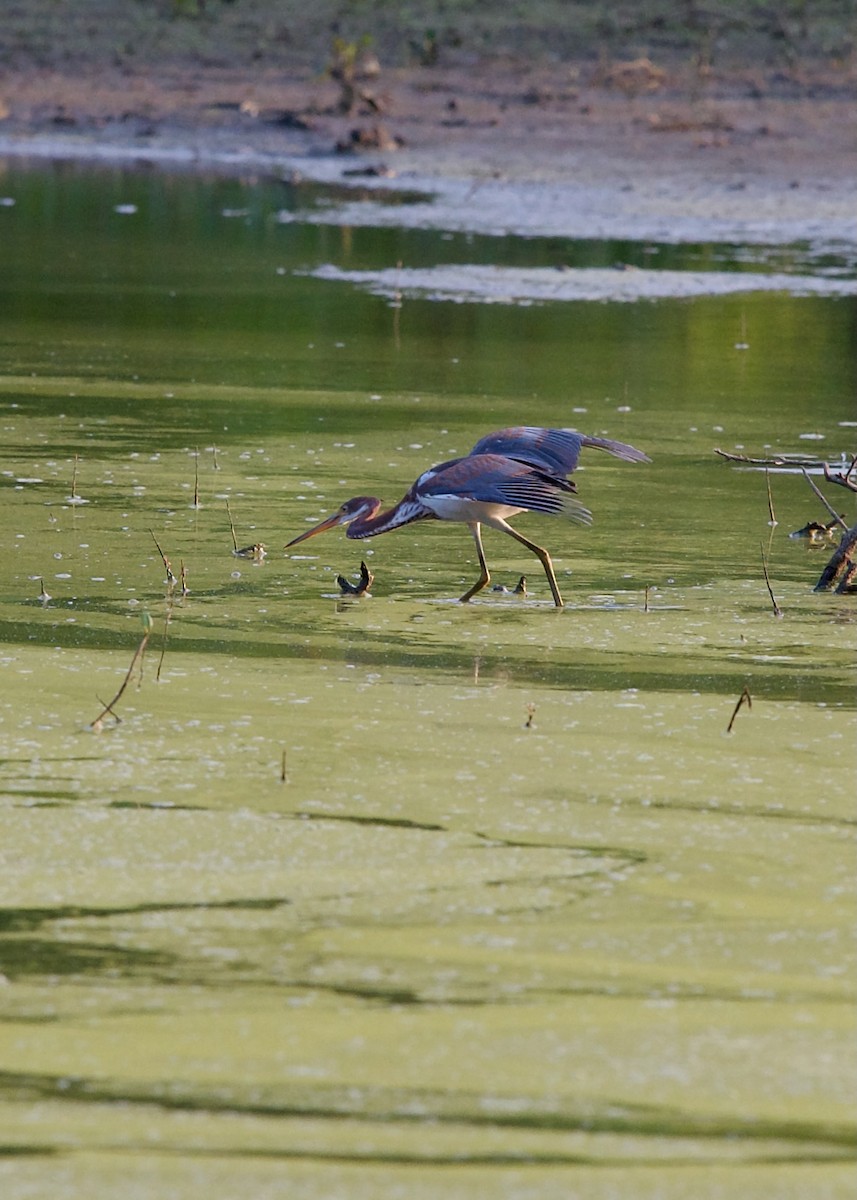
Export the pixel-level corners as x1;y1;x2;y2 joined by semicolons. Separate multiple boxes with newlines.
0;161;854;1199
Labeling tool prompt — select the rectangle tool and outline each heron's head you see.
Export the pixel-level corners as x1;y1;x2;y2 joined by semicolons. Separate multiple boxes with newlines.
285;496;381;548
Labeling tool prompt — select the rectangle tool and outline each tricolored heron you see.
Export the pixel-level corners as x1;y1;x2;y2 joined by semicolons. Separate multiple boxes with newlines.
285;426;649;606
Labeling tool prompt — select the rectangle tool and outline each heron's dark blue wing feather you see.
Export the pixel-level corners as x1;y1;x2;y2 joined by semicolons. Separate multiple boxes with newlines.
488;473;592;524
469;427;586;475
469;427;649;473
420;455;592;524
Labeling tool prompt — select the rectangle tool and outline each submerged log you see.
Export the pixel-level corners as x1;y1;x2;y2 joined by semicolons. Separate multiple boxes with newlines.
814;523;857;592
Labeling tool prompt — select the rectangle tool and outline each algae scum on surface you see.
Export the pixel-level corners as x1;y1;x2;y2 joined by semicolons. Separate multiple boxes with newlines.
0;161;855;1198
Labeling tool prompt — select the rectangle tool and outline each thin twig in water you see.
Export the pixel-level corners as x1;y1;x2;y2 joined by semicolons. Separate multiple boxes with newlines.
226;500;238;552
281;750;288;783
726;686;752;734
150;530;177;585
760;543;783;617
157;554;188;680
765;468;777;526
644;585;650;613
90;623;151;729
193;448;201;509
94;695;122;723
156;605;172;682
524;703;536;729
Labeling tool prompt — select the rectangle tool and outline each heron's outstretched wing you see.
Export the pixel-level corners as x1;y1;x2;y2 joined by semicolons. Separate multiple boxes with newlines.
469;427;650;474
418;455;592;524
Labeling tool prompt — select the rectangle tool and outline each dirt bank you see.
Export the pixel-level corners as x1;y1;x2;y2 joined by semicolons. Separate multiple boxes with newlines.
1;56;855;245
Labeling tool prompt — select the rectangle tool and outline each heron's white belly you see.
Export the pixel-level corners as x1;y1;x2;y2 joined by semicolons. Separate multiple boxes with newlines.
422;495;523;523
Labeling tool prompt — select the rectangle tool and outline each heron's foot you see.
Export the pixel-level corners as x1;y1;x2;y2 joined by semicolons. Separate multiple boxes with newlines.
459;574;490;603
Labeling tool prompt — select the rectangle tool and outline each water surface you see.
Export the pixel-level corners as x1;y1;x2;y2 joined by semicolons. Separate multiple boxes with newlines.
0;161;855;1199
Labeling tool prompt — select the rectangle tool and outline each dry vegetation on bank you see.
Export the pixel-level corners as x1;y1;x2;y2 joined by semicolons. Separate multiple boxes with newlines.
3;1;856;83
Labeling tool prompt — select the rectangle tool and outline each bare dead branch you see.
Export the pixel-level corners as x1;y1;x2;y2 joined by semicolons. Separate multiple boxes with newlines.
717;447;855;594
726;686;752;734
90;625;151;728
823;456;857;494
800;468;849;529
714;448;830;468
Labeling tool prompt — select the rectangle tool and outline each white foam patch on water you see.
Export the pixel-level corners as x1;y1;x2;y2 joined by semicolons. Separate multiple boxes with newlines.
308;262;857;304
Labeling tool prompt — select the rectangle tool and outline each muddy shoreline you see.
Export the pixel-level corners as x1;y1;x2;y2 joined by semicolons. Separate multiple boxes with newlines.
1;61;855;253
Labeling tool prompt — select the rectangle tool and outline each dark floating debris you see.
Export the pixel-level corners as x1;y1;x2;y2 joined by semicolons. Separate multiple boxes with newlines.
492;575;528;596
336;124;405;153
227;499;266;562
342;164;397;178
233;543;267;562
337;560;374;595
789;516;843;542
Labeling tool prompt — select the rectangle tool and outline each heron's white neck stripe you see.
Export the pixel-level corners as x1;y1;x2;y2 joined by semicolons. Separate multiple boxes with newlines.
349;498;429;537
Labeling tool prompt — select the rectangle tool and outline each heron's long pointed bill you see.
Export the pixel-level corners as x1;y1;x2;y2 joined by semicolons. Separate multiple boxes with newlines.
285;513;344;548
